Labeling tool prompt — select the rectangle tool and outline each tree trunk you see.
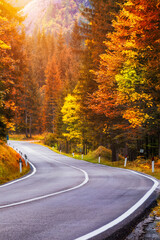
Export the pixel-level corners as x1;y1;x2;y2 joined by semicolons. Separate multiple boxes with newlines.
153;136;156;157
99;133;103;146
65;140;69;153
145;134;149;159
83;143;85;155
83;143;87;155
29;115;32;138
111;142;118;162
25;111;28;138
125;142;128;157
158;132;160;158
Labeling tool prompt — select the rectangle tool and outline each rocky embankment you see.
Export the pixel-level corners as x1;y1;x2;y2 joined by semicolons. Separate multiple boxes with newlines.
126;185;160;240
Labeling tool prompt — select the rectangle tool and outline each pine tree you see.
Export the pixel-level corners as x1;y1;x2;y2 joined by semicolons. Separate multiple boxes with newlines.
71;1;123;153
69;20;83;56
43;56;62;132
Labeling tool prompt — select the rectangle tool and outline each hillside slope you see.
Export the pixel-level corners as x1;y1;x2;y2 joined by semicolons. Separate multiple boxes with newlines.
0;142;30;184
20;0;90;35
7;0;32;8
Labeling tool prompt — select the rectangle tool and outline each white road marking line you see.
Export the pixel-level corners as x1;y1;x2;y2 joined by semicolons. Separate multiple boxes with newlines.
75;170;159;240
0;162;89;209
0;161;36;188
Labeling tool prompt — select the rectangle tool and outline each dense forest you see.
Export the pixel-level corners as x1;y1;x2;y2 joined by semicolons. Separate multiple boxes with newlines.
0;0;160;161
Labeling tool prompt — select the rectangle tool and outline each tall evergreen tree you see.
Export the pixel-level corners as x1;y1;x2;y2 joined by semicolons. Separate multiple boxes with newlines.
71;0;125;155
43;56;62;132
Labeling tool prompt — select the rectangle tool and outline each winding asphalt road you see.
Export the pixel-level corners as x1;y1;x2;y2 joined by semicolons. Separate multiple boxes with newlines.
0;141;159;240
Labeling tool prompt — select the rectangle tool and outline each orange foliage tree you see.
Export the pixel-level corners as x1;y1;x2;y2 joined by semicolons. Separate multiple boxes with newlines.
0;0;25;137
91;0;160;160
43;56;62;132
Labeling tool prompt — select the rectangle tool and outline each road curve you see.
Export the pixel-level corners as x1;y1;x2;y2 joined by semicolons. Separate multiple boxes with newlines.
0;141;159;240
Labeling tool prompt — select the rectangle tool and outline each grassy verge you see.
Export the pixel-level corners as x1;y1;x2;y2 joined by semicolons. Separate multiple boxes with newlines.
8;135;160;180
0;141;30;185
9;134;43;141
50;146;160;180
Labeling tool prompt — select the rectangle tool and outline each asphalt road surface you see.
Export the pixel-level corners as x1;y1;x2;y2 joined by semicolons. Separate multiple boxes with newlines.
0;141;159;240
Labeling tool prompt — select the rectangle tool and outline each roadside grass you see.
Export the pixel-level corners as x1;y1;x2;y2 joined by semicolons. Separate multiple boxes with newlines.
9;134;43;141
51;146;160;180
7;135;160;180
0;141;30;185
81;154;160;180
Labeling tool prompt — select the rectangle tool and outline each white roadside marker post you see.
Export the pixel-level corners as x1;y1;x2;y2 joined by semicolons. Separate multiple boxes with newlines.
72;152;74;157
19;158;22;173
152;157;154;173
98;154;101;164
124;155;127;167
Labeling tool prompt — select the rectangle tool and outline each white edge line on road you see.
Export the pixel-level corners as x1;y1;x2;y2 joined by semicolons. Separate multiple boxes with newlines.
0;163;89;209
75;170;159;240
0;160;36;189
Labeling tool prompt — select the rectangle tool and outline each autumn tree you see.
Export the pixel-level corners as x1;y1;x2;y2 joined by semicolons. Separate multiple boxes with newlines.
70;20;83;56
11;30;56;137
113;0;160;157
81;0;124;68
91;0;160;160
0;0;25;138
55;31;78;92
67;0;123;154
28;31;55;88
22;75;42;138
61;94;82;152
43;56;62;133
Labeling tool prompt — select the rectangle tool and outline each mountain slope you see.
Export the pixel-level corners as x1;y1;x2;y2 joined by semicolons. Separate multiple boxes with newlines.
7;0;32;8
21;0;90;35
